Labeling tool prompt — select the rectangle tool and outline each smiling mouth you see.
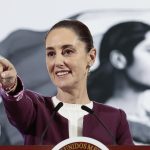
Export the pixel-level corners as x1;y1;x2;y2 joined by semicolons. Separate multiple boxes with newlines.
56;70;71;77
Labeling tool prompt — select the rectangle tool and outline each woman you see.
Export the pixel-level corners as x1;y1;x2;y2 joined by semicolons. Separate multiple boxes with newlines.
0;20;133;145
88;21;150;144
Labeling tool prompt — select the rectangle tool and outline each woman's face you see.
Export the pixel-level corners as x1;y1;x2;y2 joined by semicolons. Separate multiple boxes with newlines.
45;28;94;90
126;31;150;87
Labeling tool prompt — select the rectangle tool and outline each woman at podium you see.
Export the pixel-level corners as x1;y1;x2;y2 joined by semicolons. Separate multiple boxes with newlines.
0;20;133;145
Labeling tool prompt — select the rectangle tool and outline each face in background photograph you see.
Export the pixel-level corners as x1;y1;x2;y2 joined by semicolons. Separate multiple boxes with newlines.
126;31;150;87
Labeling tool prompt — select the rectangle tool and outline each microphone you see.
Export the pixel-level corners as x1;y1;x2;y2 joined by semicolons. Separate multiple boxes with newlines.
53;102;63;113
81;105;116;145
40;102;63;144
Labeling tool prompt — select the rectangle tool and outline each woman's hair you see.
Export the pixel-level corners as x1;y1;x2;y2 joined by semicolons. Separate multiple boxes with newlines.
45;19;94;52
88;21;150;102
100;21;150;66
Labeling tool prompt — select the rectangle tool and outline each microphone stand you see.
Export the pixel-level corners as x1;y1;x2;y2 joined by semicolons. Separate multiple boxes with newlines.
39;102;63;144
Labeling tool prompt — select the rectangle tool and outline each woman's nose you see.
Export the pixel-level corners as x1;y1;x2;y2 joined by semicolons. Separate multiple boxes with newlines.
54;54;65;67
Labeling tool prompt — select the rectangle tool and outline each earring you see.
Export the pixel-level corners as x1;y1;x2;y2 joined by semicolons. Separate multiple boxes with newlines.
89;61;93;66
88;63;92;68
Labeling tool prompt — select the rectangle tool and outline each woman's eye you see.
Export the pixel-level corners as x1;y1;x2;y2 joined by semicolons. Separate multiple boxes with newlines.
47;51;56;57
63;49;74;56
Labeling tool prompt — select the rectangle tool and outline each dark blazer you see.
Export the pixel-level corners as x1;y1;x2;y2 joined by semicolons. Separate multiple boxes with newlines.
1;78;133;146
0;100;23;145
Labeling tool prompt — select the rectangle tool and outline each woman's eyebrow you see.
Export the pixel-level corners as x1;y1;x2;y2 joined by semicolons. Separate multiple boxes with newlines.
46;44;75;51
46;46;54;51
61;44;74;49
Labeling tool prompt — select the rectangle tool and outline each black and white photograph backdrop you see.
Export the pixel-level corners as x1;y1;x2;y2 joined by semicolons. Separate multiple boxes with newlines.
0;0;150;145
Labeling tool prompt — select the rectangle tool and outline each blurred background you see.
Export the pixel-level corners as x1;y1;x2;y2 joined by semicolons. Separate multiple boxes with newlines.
0;0;150;145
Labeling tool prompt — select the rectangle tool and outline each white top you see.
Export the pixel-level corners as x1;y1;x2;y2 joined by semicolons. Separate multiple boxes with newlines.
52;96;93;138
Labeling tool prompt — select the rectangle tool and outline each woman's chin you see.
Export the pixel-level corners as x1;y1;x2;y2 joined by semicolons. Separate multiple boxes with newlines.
56;82;72;90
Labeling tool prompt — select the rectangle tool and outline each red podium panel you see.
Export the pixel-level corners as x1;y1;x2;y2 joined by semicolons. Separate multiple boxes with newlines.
0;146;149;150
0;146;52;150
109;146;150;150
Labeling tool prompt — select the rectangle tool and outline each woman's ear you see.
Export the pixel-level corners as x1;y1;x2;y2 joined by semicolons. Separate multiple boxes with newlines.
87;48;96;67
109;50;127;69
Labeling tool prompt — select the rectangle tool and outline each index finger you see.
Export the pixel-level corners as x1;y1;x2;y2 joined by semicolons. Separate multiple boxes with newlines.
0;63;3;73
0;56;9;71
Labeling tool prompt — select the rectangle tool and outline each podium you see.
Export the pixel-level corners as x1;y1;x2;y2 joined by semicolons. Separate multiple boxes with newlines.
0;146;150;150
0;137;149;150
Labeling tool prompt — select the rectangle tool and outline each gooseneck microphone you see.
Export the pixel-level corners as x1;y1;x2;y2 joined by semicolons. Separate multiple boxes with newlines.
40;102;63;144
81;105;116;145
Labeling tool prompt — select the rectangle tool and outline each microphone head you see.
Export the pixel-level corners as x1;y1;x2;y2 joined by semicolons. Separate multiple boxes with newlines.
53;102;63;112
81;105;94;114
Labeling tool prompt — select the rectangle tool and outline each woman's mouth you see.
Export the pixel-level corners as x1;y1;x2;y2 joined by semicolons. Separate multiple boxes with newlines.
55;70;71;77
